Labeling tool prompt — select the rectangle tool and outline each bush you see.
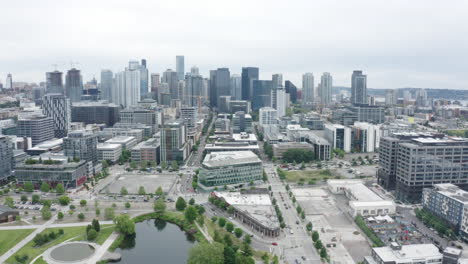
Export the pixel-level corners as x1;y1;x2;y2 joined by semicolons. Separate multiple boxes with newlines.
104;208;115;220
58;195;71;206
78;212;85;220
80;200;87;207
218;217;226;227
87;229;98;241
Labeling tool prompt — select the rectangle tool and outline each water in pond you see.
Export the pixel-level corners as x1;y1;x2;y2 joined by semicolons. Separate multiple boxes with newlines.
50;243;95;262
114;219;196;264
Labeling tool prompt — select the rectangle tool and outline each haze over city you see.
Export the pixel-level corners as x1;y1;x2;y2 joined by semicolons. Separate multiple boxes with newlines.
1;0;467;89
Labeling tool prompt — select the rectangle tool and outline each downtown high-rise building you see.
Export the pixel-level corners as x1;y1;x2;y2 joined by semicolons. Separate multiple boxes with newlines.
209;68;230;107
285;80;297;103
176;55;185;81
0;136;13;181
302;73;314;104
230;74;242;100
241;67;259;101
185;72;204;108
252;80;272;110
65;68;83;102
271;74;283;109
385;89;398;105
17;115;54;146
42;93;71;138
351;70;367;105
113;61;141;108
4;73;12;89
162;69;179;101
100;70;113;102
319;72;332;105
139;59;149;98
190;66;199;75
46;71;64;94
160;119;188;163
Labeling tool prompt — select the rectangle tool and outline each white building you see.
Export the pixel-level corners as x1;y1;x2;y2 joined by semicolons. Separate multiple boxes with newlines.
352;122;381;153
259;107;278;125
105;136;137;150
320;72;332;105
328;179;396;217
275;87;287;117
302;73;314;104
113;62;141;108
97;143;122;162
324;124;351;153
365;243;442;264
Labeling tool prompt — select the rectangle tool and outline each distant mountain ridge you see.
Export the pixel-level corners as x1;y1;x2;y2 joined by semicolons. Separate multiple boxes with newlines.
332;86;468;100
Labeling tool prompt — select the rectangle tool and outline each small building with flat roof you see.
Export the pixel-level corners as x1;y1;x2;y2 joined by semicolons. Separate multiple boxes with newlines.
364;243;442;264
0;205;19;223
97;143;122;162
105;136;137;150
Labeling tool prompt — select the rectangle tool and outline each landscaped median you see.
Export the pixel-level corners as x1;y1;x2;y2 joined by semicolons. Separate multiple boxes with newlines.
5;224;114;264
0;229;36;256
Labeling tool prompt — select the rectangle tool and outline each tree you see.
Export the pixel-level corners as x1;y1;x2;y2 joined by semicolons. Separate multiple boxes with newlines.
161;161;168;170
58;195;71;206
234;228;243;238
171;160;179;171
314;240;323;249
104;207;115;220
185;206;198;223
301;211;305;219
56;184;65;194
87;229;98;241
227;206;235;215
130;161;137;169
312;231;319;242
138;186;146;195
24;182;34;192
218;217;226;227
241;241;253;257
80;200;87;207
224;246;236;264
282;149;314;163
92;219;101;232
320;247;327;259
306;222;313;231
70;205;76;210
21;195;28;203
78;212;85;220
40;182;50;193
262;170;268;182
225;222;234;233
125;202;131;209
223;234;233;247
189;198;195;205
176;197;187;211
57;212;64;220
114;214;136;235
120;187;128;195
243;235;251;245
4;197;14;208
188;242;224;264
95;208;101;216
41;206;52;220
155;186;164;196
153;198;166;214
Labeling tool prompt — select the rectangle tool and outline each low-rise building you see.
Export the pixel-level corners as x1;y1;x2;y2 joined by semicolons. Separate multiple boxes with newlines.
364;243;442;264
131;138;160;164
105;136;137;150
97;143;122;162
328;179;396;217
0;205;19;223
211;189;280;237
272;142;314;159
199;151;262;189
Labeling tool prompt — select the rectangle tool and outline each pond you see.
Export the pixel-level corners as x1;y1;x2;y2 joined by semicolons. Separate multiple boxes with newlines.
114;219;196;264
50;242;95;262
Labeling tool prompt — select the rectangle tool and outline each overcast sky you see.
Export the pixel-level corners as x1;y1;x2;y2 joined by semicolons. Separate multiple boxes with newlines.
1;0;467;89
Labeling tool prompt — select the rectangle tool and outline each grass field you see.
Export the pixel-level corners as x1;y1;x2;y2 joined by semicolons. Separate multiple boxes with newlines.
0;229;35;256
33;257;47;264
285;169;334;182
6;224;114;264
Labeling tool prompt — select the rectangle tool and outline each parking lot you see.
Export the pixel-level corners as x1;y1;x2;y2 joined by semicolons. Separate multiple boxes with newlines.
103;172;178;195
292;187;372;263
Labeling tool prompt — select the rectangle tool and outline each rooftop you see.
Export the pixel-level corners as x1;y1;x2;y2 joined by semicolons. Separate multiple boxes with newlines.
97;143;121;150
432;183;468;203
106;136;136;144
202;151;261;168
373;244;441;262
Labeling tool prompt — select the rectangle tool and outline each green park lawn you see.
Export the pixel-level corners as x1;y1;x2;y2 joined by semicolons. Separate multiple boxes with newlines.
6;224;114;264
285;169;334;183
32;257;47;264
0;229;36;256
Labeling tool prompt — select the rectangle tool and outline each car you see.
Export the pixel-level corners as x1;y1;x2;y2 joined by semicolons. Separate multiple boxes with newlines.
301;256;306;260
271;242;278;246
296;221;299;225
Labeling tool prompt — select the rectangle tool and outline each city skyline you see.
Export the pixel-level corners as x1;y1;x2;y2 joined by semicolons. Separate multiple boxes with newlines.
0;0;467;89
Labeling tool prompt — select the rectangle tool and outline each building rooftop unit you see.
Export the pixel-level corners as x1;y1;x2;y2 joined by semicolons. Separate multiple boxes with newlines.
232;133;257;143
202;151;260;168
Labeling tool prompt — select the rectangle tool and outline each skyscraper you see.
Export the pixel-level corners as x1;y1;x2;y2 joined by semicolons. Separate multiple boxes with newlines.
176;55;185;80
276;87;286;117
46;71;64;94
302;73;314;104
139;59;149;98
385;89;398;105
42;93;71;138
100;70;113;102
252;80;272;110
209;68;230;107
190;66;199;75
5;74;13;89
162;69;179;100
230;74;242;100
351;70;367;105
65;68;83;102
271;74;283;109
241;67;259;101
185;73;204;107
285;80;297;103
113;62;141;108
160;119;188;163
320;72;332;105
0;136;13;181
